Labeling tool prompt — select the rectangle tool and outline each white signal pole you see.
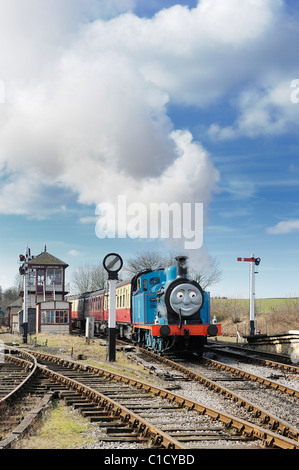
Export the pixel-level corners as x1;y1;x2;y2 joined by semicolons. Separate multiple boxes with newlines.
237;254;261;336
108;278;117;360
249;253;255;337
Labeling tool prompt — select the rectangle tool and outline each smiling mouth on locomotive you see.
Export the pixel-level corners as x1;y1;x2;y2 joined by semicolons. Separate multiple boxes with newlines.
168;281;204;317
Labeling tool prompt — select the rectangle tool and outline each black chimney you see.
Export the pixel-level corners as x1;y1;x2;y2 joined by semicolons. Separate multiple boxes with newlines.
175;256;189;278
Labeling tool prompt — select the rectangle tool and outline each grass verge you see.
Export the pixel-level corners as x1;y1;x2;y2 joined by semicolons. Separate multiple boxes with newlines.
16;400;96;449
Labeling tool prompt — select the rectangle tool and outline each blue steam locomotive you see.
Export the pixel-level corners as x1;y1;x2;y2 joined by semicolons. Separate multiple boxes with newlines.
70;256;221;355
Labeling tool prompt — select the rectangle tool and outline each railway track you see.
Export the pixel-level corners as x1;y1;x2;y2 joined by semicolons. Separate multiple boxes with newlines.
1;346;298;449
126;347;299;441
0;347;53;448
6;348;299;449
205;342;299;374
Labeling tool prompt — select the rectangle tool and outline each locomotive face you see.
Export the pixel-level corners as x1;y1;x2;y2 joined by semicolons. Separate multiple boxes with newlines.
169;282;203;317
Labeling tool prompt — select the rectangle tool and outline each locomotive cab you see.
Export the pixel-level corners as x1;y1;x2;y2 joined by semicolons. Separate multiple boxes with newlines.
131;269;166;326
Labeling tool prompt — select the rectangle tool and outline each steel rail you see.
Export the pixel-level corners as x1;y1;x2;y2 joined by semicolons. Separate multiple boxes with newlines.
28;349;299;449
36;360;184;449
202;357;299;398
205;344;299;375
136;348;299;441
0;347;38;412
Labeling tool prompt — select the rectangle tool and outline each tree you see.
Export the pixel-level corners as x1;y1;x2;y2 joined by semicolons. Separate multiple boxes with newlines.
191;256;222;290
0;286;19;310
0;286;20;328
124;250;176;276
124;250;222;291
71;264;107;294
14;273;23;292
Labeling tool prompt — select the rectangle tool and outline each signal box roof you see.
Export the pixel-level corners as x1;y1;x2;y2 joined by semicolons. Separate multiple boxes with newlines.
28;249;68;268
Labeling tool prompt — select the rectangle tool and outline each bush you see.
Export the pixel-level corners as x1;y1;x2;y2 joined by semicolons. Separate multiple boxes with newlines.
211;297;299;335
266;298;299;332
211;298;248;324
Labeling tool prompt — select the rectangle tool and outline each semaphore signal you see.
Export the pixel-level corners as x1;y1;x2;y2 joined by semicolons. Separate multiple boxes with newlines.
237;254;261;336
18;246;33;344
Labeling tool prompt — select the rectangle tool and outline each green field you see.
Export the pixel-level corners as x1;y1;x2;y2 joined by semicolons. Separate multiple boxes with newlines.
255;298;299;312
211;297;299;313
210;297;299;335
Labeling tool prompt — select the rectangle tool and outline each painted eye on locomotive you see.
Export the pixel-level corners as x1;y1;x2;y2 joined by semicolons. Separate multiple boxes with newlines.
164;278;204;318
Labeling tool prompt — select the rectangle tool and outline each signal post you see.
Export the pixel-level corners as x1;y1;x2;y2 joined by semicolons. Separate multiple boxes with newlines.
19;246;32;344
103;253;123;361
237;254;261;336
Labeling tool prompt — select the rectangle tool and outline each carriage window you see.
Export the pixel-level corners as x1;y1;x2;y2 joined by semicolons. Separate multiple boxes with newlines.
125;288;129;307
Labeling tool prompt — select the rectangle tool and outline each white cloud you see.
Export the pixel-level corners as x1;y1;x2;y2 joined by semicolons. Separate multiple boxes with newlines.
267;219;299;235
209;81;299;140
0;0;297;221
0;172;71;218
79;216;99;224
86;0;282;106
0;0;222;220
68;249;81;256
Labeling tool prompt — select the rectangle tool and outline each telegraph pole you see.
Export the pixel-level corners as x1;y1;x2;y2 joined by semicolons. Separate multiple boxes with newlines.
103;253;123;361
237;254;261;336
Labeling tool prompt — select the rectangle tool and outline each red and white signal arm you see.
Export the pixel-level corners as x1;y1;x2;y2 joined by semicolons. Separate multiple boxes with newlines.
237;257;261;265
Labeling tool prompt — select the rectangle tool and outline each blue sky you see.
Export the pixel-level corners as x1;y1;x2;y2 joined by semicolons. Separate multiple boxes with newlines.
0;0;299;299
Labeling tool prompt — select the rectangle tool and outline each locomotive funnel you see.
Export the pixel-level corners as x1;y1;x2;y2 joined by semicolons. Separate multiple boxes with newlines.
175;256;189;278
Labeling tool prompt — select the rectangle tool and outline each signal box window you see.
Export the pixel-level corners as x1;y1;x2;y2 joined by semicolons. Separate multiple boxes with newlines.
41;309;69;324
46;269;62;287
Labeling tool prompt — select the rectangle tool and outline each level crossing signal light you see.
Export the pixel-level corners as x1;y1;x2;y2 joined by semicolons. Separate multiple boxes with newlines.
19;254;25;262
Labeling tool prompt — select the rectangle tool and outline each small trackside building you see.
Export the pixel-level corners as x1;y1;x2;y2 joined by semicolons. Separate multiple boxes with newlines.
6;298;22;332
19;245;72;335
36;300;72;334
